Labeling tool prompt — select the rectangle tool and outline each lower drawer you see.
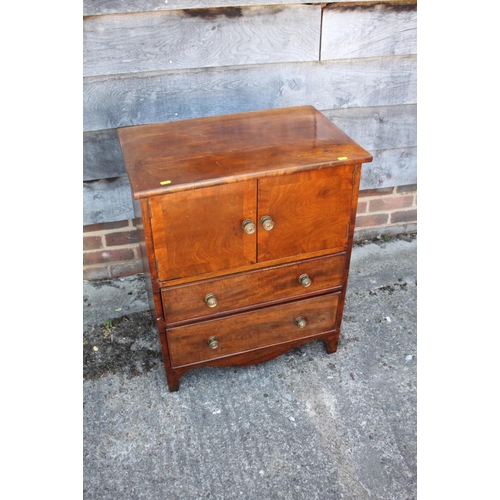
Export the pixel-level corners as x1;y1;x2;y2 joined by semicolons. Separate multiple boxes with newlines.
162;253;345;324
167;292;339;368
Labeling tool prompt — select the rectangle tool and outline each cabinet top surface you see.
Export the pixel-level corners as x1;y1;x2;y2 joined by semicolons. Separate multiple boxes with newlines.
117;106;373;199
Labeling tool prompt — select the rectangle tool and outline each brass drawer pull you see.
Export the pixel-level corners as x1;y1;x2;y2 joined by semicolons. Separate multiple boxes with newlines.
205;293;218;308
207;336;219;349
298;274;312;288
260;215;274;231
242;219;256;234
295;317;307;329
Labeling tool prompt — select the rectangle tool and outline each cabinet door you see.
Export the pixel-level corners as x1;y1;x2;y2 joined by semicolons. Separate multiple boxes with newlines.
257;166;355;262
150;182;257;281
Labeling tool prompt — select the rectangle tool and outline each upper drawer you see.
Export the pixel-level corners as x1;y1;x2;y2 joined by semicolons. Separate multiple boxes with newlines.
162;253;345;324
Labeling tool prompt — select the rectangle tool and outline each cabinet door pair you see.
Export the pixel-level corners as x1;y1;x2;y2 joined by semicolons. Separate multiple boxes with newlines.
149;166;356;281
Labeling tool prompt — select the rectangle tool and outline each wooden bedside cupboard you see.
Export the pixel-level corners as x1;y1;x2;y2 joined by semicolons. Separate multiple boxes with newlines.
117;106;373;391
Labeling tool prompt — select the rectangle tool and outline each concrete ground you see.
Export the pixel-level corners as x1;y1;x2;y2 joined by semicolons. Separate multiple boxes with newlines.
83;237;417;500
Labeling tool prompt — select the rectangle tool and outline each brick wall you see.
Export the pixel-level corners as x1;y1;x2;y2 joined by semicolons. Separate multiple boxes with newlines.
355;184;417;241
83;184;417;281
83;220;143;280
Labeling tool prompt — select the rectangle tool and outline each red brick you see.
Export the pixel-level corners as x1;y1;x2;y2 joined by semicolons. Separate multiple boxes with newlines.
359;187;394;198
83;220;129;233
391;209;417;224
83;248;135;266
355;213;389;228
83;235;102;251
83;266;110;281
369;195;414;212
356;201;368;214
105;230;138;247
110;260;145;278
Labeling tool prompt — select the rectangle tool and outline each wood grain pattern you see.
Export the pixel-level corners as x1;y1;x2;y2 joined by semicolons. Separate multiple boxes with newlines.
117;106;372;199
84;104;416;181
321;3;417;61
167;292;340;367
118;105;341;168
160;246;347;288
149;182;257;281
257;167;355;261
83;56;417;132
162;253;345;324
84;5;321;77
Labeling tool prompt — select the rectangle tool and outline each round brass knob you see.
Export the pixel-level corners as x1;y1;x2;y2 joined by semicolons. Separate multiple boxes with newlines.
242;219;256;235
205;293;218;308
207;336;219;349
295;317;307;329
260;215;274;231
298;274;312;288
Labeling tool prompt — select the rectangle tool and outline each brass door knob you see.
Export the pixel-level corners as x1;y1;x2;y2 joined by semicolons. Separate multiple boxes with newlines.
242;219;256;235
207;336;219;349
295;317;307;329
260;215;274;231
205;293;218;308
298;274;312;287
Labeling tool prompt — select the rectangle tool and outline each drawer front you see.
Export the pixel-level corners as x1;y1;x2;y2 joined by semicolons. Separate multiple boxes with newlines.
162;253;345;324
167;293;339;368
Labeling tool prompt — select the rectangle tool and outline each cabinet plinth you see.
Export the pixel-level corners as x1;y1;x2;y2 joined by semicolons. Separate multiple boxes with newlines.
118;105;373;391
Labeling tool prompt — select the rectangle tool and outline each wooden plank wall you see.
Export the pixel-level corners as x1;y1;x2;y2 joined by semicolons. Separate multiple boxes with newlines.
83;1;417;225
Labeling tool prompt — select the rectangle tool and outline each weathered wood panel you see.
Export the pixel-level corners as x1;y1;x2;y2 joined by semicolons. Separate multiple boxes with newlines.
323;104;417;152
83;0;418;226
83;56;417;131
83;146;416;224
321;3;417;61
83;0;409;16
83;177;134;224
360;147;416;190
84;1;315;16
83;5;321;77
84;104;416;180
83;129;125;180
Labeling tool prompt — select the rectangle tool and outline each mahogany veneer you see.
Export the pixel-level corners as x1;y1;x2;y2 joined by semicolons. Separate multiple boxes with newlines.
118;106;373;391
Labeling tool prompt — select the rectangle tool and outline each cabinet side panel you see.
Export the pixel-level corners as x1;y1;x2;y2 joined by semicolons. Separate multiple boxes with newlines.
335;163;362;329
134;199;161;319
135;198;174;381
